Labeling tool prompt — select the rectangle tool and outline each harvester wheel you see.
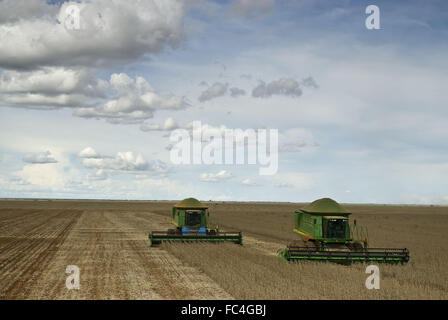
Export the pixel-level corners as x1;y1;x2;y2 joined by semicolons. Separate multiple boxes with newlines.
346;242;364;251
287;240;317;249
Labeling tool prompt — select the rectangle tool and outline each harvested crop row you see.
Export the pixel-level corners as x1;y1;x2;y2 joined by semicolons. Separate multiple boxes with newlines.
1;200;447;299
0;206;232;299
163;242;448;299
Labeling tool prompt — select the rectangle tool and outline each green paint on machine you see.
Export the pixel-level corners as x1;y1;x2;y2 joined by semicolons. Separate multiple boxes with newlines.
148;198;243;245
279;198;410;264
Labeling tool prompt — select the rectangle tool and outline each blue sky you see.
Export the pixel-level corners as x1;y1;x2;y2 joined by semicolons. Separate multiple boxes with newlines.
0;0;447;204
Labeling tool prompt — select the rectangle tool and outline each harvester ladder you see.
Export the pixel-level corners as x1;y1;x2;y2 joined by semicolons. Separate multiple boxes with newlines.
350;224;369;244
208;216;220;231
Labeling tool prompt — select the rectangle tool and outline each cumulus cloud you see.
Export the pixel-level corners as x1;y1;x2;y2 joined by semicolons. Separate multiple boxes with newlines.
78;148;169;175
200;170;232;182
82;152;149;171
16;163;73;190
155;120;316;154
229;0;275;18
87;169;108;181
73;73;188;124
0;1;189;123
198;82;228;102
0;0;57;24
252;78;303;98
0;68;186;122
0;67;108;109
78;147;102;159
229;87;246;97
187;122;229;139
22;151;58;164
0;0;187;70
140;117;179;132
0;67;107;96
0;93;88;110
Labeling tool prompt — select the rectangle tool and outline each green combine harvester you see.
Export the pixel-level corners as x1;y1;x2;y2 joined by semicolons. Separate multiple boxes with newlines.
278;198;410;264
149;198;243;246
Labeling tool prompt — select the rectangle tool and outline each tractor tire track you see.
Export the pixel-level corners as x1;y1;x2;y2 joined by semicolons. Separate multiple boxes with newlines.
242;235;285;257
0;210;82;299
110;210;233;299
146;209;285;257
0;209;58;236
1;207;232;299
0;210;73;272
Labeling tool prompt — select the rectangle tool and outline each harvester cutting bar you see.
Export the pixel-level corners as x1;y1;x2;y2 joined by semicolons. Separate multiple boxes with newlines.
149;231;243;246
279;246;409;264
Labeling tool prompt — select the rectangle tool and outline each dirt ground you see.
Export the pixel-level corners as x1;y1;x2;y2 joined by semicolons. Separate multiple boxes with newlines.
0;199;447;299
0;200;232;299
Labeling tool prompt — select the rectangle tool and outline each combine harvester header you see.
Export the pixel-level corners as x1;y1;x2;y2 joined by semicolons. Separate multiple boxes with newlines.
278;198;410;264
149;198;242;245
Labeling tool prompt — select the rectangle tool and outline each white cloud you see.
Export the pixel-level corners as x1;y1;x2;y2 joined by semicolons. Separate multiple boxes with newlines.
87;169;108;181
0;67;105;109
154;119;315;155
22;151;58;164
82;151;149;171
240;178;260;186
200;170;232;182
0;0;187;69
0;0;56;24
198;82;228;102
140;117;179;132
14;152;83;191
73;73;188;124
187;122;229;141
1;93;88;110
78;147;101;159
0;67;106;96
0;69;187;122
79;148;169;175
17;164;66;190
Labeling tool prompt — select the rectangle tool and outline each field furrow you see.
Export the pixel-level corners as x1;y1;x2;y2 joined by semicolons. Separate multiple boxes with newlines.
0;210;82;299
0;200;447;300
0;206;232;299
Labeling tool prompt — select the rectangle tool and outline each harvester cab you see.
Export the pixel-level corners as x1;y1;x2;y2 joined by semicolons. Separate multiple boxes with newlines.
149;198;242;246
279;198;410;264
323;217;347;239
173;207;208;235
